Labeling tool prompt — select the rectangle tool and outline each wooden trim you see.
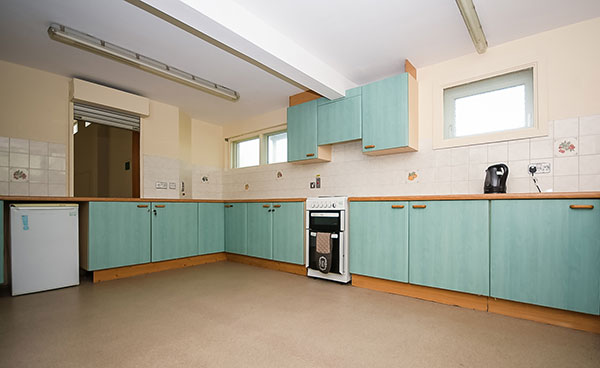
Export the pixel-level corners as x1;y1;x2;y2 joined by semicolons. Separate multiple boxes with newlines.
226;253;307;276
224;198;306;203
352;274;600;334
391;205;405;209
348;192;600;201
363;145;418;156
132;131;140;198
570;204;594;209
405;59;417;80
488;298;600;334
289;90;322;107
92;252;227;283
351;274;488;311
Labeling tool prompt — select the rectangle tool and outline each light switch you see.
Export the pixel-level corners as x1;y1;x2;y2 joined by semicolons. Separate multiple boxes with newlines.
168;182;177;189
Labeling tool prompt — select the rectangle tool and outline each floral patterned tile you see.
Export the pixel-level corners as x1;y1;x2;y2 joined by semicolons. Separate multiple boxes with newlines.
554;137;578;157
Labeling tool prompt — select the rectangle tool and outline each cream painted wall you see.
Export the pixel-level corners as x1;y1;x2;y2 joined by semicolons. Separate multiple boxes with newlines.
191;118;224;168
141;100;180;160
0;60;70;144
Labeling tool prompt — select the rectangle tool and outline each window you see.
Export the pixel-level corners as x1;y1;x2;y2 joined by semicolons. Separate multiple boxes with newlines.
267;131;287;164
444;68;533;139
233;137;260;168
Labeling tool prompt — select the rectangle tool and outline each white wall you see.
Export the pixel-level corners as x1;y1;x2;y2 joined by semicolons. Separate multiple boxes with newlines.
221;17;600;199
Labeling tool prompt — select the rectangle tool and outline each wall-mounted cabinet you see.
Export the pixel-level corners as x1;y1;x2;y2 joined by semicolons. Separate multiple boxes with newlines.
491;199;600;315
287;99;331;163
151;202;198;262
361;72;418;155
317;87;362;146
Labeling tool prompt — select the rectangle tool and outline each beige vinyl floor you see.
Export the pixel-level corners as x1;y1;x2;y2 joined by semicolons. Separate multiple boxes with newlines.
0;261;598;368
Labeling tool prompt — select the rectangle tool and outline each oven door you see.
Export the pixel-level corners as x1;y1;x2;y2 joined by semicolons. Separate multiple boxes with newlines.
307;211;343;274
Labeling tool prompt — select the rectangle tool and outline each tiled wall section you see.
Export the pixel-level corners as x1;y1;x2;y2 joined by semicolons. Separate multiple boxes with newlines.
0;137;67;196
142;154;181;199
222;114;600;199
192;165;222;200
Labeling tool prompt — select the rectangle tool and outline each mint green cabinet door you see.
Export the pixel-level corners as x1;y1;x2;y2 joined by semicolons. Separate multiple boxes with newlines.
409;200;489;295
362;73;410;153
247;203;273;259
349;201;408;282
151;202;198;262
87;202;151;270
287;99;318;162
0;201;3;284
491;200;600;315
273;202;304;264
225;203;247;255
317;88;362;145
198;203;224;255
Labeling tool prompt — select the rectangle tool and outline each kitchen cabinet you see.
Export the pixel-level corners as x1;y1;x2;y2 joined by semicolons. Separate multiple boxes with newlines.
84;201;151;271
151;202;198;262
198;203;225;255
349;201;409;282
287;99;331;163
317;87;362;145
272;202;304;264
361;72;418;155
0;200;3;284
247;203;273;259
409;200;489;295
225;203;248;255
491;199;600;315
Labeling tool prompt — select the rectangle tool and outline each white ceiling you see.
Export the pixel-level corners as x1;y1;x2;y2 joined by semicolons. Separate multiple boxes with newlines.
0;0;599;125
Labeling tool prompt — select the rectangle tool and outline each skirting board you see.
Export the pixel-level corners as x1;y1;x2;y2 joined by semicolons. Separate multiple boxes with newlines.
351;274;600;334
225;253;307;276
92;252;227;283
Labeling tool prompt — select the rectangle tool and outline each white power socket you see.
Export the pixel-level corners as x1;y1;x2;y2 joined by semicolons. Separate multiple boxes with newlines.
528;162;551;174
155;181;167;189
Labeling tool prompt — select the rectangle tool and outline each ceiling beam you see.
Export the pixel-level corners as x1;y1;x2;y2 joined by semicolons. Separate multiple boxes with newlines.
126;0;356;100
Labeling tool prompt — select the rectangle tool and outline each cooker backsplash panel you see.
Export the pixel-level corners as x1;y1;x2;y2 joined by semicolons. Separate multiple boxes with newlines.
221;114;600;199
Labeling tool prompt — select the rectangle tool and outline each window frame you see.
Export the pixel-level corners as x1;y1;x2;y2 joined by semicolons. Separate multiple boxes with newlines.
231;135;260;169
228;125;288;169
264;130;288;165
433;62;548;149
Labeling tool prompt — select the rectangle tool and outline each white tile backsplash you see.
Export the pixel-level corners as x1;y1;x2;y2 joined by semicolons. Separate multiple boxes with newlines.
0;137;9;152
579;135;600;156
0;181;7;195
29;183;48;196
579;175;600;191
487;142;508;163
554;157;578;176
554;175;578;192
579;154;600;175
0;167;8;181
451;147;469;166
10;153;29;167
48;170;66;184
579;115;600;135
48;143;66;157
29;141;48;156
9;182;29;196
554;118;579;138
468;145;487;164
9;138;29;154
530;138;553;159
508;140;529;161
48;184;66;196
29;169;48;183
30;155;48;169
0;151;7;167
48;157;66;171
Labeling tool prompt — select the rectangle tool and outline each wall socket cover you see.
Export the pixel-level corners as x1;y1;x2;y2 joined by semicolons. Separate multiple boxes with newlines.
155;181;167;189
169;182;177;189
528;162;551;174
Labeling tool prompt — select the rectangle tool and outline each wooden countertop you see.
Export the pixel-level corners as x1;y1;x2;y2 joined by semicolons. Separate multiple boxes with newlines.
349;192;600;201
0;196;306;203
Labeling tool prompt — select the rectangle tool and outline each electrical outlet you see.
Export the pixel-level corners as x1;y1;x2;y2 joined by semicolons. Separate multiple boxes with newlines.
315;177;321;188
528;162;551;174
310;182;316;189
169;182;177;189
155;181;167;189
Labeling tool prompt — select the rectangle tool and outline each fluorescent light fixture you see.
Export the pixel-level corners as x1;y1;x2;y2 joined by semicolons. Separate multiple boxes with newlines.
48;23;240;101
455;0;488;54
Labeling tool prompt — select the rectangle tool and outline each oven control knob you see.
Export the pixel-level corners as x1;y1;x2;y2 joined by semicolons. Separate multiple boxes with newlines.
332;203;336;208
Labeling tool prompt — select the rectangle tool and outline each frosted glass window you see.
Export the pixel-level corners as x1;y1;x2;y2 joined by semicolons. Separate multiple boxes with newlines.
444;68;533;139
235;137;259;168
267;132;287;164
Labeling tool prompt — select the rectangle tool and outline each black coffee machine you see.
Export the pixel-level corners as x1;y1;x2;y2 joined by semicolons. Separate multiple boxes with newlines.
484;164;509;193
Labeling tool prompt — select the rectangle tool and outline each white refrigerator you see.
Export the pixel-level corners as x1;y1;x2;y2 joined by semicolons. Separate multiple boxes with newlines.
10;204;80;296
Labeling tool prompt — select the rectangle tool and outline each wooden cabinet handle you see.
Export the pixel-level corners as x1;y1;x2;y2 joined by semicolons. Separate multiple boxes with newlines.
263;204;271;208
412;205;426;209
364;145;375;149
570;205;594;210
137;205;148;208
391;205;404;209
306;153;315;157
273;205;281;208
155;205;166;208
224;204;233;208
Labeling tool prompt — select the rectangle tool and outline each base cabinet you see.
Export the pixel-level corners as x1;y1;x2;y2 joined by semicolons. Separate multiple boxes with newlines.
198;203;225;255
225;203;248;255
409;200;489;296
247;203;273;259
272;202;304;265
349;201;408;282
151;202;198;262
491;199;600;315
85;202;151;271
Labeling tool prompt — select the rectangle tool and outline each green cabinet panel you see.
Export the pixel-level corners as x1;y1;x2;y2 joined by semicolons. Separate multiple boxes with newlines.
247;203;273;259
151;202;198;262
362;73;414;153
87;201;151;270
0;200;3;284
349;201;409;282
225;203;247;255
317;88;362;145
287;99;318;162
272;202;304;265
409;200;489;295
491;200;600;315
198;203;225;255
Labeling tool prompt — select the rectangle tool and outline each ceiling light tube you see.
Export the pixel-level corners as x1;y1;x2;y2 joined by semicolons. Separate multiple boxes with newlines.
48;23;240;101
455;0;488;54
